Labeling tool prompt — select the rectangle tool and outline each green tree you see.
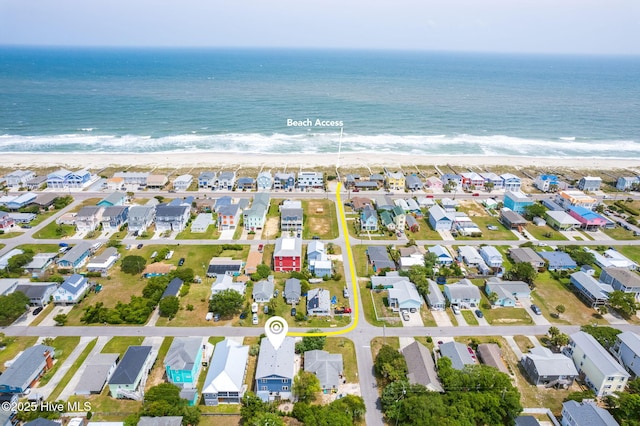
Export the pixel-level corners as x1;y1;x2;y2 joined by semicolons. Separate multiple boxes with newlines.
53;314;68;326
580;325;622;349
293;370;321;402
6;250;34;274
522;203;546;220
120;255;147;275
209;289;244;317
240;393;271;424
256;264;271;279
505;261;537;285
141;383;200;426
487;291;499;306
608;290;640;317
0;292;30;326
300;280;310;295
485;181;495;193
375;344;408;383
251;412;284;426
556;304;566;316
159;296;180;319
170;268;194;283
295;330;326;353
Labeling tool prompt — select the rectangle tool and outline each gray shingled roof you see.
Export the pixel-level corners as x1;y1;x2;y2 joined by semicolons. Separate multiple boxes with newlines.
108;346;152;385
0;344;54;390
439;342;475;370
402;341;443;392
75;353;120;394
562;400;619;426
164;337;202;372
304;350;343;390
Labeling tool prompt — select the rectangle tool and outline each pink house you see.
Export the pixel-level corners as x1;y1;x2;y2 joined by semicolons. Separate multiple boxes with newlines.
567;206;608;230
0;212;15;229
460;172;485;189
426;177;443;189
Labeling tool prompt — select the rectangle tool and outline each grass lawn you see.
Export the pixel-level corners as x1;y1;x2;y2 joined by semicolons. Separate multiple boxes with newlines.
532;271;607;326
419;307;438;327
145;337;174;390
0;231;23;239
0;336;39;368
359;280;401;328
513;335;535;353
232;222;244;240
446;309;459;326
526;224;568;241
67;390;141;421
482;307;533;326
456;215;518;241
325;337;358;382
70;198;102;213
38;336;81;386
243;336;260;392
156;284;211;327
33;222;75;239
15;243;61;253
176;225;220;240
402;218;442;240
29;209;60;227
618;245;640;263
101;336;144;356
347;219;397;241
302;199;339;240
602;226;638;240
370;336;400;358
461;310;479;325
352;245;372;278
48;337;98;401
414;336;435;352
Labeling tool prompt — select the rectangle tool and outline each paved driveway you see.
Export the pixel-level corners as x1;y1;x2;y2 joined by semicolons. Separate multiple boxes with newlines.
431;310;453;327
400;311;424;327
520;299;550;326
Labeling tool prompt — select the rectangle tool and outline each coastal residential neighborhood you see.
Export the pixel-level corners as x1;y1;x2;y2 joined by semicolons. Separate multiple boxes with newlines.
1;164;640;426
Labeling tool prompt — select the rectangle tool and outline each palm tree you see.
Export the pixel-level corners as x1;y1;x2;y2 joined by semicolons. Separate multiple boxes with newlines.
487;291;499;308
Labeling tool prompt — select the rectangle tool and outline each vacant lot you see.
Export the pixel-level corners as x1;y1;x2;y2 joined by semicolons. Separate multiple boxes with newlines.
303;199;338;239
456;215;519;241
101;336;145;356
156;284;211;327
326;337;358;382
602;226;637;240
526;224;568;241
34;222;75;239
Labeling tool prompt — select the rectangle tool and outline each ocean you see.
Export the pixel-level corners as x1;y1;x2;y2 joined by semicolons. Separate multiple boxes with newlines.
1;47;639;158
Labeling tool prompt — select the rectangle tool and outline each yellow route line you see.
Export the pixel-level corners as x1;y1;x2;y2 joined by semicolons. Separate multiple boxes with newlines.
287;182;358;337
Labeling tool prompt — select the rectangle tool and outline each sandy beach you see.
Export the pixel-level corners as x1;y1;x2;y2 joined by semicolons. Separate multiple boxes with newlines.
3;152;639;171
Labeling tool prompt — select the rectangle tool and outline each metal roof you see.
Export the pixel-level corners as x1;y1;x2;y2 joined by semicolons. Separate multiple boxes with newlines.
562;400;619;426
255;337;295;380
164;337;202;372
569;331;629;377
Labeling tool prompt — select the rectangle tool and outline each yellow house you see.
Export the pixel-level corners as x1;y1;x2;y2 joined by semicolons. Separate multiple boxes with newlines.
385;170;405;190
556;190;597;210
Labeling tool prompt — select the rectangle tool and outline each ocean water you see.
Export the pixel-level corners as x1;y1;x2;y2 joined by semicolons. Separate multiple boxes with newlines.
0;47;639;158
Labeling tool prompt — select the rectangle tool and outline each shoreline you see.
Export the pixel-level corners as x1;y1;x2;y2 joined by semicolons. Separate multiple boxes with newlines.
3;152;639;171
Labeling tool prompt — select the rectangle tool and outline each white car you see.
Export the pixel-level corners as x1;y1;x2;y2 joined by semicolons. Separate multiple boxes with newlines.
252;313;259;325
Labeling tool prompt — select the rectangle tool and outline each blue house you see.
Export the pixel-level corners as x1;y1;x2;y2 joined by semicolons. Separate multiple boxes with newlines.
164;337;204;400
274;172;296;190
0;344;54;394
97;191;127;207
255;337;295;402
360;206;378;231
57;242;92;271
485;277;531;307
538;251;577;271
53;273;90;305
504;191;534;214
100;206;129;231
428;245;454;265
428;205;453;231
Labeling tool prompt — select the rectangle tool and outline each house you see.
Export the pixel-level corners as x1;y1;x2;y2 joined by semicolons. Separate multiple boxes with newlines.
444;279;481;308
561;400;619;426
599;268;640;297
216;172;236;190
405;174;423;191
47;169;91;189
399;246;424;270
458;246;482;266
236;177;256;190
255;337;295;402
57;242;92;271
477;343;509;375
345;174;358;189
15;282;58;306
516;416;541;426
350;197;373;212
441;173;462;191
358;205;378;232
113;172;149;186
108;346;156;399
385;169;405;190
304;350;343;393
100;206;129;231
616;176;640;191
164;337;204;391
405;198;421;213
162;278;184;299
428;245;454;265
500;209;528;230
441;197;458;212
210;274;246;296
0;278;25;297
480;172;504;190
243;193;270;231
509;248;545;269
569;271;613;307
521;346;578;387
0;212;15;230
198;171;216;188
0;249;23;269
53;274;90;305
4;170;35;187
461;172;485;189
155;204;190;232
256;172;273;191
542;198;565;211
485;277;531;307
307;288;331;316
273;236;302;272
565;331;629;397
146;174;169;189
557;191;598;210
97;191;127;207
253;276;275;303
425;176;443;190
214;196;232;212
426;280;446;310
590;249;637;270
106;176;125;191
578;176;602;192
26;175;48;190
284;278;302;304
143;263;175;278
75;206;104;232
366;246;396;272
452;214;483;237
406;215;419;232
202;338;249;405
402;341;443;392
206;257;243;277
191;213;214;233
613;331;640;377
504;191;533;213
126;205;154;234
173;174;193;191
380;210;395;231
138;417;183;426
280;207;303;232
297;171;323;189
0;344;54;393
86;247;120;276
480;246;504;268
534;174;560;192
74;353;120;395
374;195;395;211
308;241;332;277
428;205;453;231
538;251;577;271
439;342;475;370
567;206;608;230
273;172;295;190
388;280;423;312
217;204;240;230
545;210;581;230
391;205;406;230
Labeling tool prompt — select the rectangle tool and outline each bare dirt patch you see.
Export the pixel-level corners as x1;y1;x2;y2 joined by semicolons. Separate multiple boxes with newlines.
263;217;280;239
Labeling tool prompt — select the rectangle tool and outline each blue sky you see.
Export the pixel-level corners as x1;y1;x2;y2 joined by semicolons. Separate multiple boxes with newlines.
1;0;639;54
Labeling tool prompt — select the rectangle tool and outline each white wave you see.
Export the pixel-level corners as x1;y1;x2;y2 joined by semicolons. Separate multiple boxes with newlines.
560;136;576;141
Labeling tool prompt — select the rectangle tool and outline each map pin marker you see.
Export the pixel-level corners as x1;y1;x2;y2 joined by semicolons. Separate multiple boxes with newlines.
265;316;288;350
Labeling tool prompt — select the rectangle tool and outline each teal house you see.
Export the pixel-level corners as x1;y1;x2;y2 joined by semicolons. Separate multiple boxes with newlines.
164;337;205;403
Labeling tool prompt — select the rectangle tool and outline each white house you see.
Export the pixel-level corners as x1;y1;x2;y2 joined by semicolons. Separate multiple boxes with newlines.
75;206;104;232
256;172;273;191
388;280;423;312
613;331;640;378
297;172;323;189
444;279;481;308
252;276;275;303
210;274;246;296
173;174;193;191
479;246;503;268
53;274;90;305
202;338;249;405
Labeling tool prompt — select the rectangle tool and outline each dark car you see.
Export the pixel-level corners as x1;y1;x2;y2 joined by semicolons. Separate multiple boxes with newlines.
239;311;247;319
531;304;542;315
312;236;320;240
475;309;484;318
178;258;185;266
291;307;297;316
137;243;144;249
32;307;43;316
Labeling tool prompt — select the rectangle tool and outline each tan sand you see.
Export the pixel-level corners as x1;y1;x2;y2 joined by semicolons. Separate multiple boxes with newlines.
3;152;639;171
